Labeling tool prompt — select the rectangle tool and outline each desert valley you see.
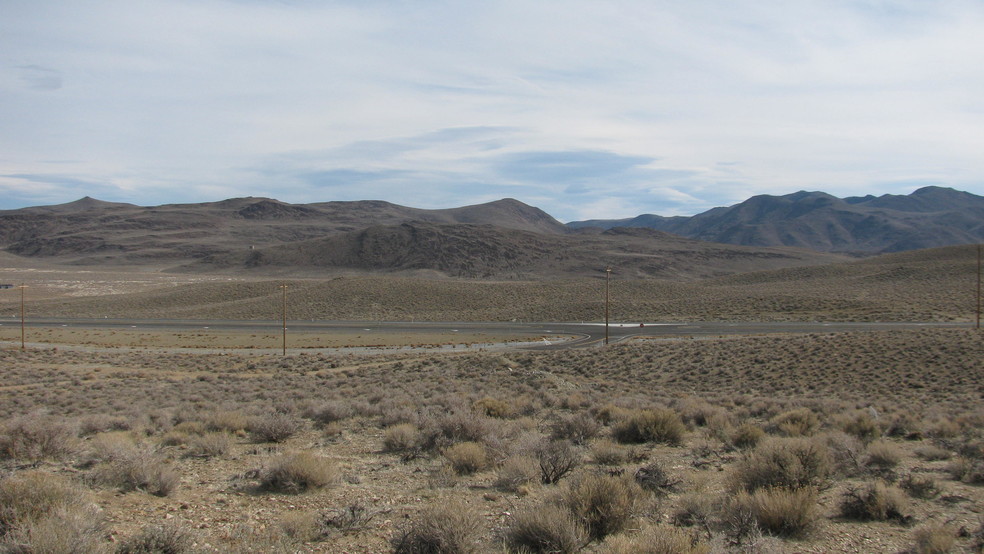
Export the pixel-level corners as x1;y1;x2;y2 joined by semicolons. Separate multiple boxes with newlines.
0;189;981;553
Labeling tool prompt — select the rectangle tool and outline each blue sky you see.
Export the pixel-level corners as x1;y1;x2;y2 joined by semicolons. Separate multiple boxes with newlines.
2;1;983;222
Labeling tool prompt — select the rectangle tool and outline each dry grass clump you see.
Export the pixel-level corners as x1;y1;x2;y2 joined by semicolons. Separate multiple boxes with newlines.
911;523;956;554
186;431;233;458
839;480;911;522
383;423;421;454
601;524;709;554
258;451;339;493
611;408;686;446
0;471;104;553
729;486;819;538
864;439;904;473
768;407;820;437
0;413;78;462
730;437;831;492
442;441;488;475
946;456;984;484
495;455;539;492
473;396;514;418
562;473;645;541
549;412;601;445
836;410;881;443
116;523;195;554
502;503;587;554
88;441;180;497
392;500;482;554
591;439;628;466
206;410;249;433
305;400;355;425
899;473;942;500
728;423;765;450
247;412;303;443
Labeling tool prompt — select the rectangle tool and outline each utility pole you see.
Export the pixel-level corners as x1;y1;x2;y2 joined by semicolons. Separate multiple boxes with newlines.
977;244;981;330
19;284;26;350
605;267;612;345
280;283;288;355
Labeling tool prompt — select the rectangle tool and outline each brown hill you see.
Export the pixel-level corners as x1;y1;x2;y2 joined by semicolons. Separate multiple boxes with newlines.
0;197;566;268
568;186;984;254
188;221;844;279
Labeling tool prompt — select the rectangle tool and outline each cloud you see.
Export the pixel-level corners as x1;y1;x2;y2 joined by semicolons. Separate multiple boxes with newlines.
1;1;983;219
16;65;62;91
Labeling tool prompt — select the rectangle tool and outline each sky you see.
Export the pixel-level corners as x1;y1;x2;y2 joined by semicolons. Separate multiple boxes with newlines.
2;1;984;222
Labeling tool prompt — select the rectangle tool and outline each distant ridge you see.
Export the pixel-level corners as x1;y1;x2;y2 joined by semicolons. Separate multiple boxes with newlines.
567;186;984;254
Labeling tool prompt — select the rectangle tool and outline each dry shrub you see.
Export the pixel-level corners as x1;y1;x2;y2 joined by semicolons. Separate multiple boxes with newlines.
677;397;724;428
1;505;107;554
633;460;678;496
839;480;911;522
612;409;686;446
306;401;355;425
821;431;866;477
187;432;233;458
592;404;632;425
912;523;956;554
172;420;207;436
206;410;249;433
419;411;495;452
502;503;587;554
729;423;765;450
947;457;984;484
915;444;952;461
864;439;904;472
78;414;131;436
563;473;644;541
768;408;820;437
91;448;180;497
534;439;580;484
729;487;819;538
392;500;482;554
730;437;831;492
550;413;601;445
116;523;194;554
591;439;627;466
899;473;942;499
383;423;420;454
495;455;538;492
0;471;94;537
925;418;960;439
259;452;339;493
473;397;513;418
442;441;488;475
248;412;302;443
671;490;716;534
837;410;881;443
601;524;709;554
0;413;78;462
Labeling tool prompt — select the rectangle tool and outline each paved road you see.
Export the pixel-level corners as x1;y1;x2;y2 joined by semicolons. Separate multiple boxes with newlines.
5;317;971;351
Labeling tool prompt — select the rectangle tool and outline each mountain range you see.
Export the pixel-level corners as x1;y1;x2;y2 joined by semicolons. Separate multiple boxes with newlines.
568;186;984;254
0;186;980;279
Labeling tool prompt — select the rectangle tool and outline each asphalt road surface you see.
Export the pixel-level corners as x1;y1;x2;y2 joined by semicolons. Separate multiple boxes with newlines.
6;317;972;351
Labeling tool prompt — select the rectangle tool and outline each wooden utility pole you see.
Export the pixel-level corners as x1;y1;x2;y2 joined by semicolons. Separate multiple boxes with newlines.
605;267;612;345
19;285;26;350
977;244;981;330
280;284;288;355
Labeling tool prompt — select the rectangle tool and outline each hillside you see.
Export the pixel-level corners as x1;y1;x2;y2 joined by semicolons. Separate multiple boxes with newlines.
0;196;843;278
568;186;984;254
0;197;566;269
5;244;976;323
189;222;843;279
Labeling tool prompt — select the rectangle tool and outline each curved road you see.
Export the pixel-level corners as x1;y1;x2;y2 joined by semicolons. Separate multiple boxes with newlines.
6;317;971;351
